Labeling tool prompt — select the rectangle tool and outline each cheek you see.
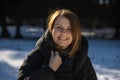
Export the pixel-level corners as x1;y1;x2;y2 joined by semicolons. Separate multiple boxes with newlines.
69;34;73;44
52;30;59;39
69;33;73;40
70;36;73;42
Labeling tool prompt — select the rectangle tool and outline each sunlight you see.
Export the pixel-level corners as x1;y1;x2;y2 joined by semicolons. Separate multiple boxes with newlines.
94;64;120;80
0;50;26;68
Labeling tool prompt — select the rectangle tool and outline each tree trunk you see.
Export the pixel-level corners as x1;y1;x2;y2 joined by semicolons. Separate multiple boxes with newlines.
14;18;23;38
114;21;120;39
1;16;10;38
113;0;120;39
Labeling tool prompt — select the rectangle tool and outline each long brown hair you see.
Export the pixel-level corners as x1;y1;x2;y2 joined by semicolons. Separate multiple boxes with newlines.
47;9;81;57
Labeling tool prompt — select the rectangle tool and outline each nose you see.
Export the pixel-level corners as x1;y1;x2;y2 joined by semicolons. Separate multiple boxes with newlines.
60;29;67;35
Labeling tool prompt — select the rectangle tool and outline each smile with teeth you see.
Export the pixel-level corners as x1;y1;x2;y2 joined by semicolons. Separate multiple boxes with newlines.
58;37;68;41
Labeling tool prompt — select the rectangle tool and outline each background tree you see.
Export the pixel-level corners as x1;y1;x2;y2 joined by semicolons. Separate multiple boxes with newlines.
0;0;11;38
0;0;119;39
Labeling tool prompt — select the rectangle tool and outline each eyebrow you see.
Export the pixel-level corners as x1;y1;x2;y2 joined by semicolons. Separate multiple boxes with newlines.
55;24;71;28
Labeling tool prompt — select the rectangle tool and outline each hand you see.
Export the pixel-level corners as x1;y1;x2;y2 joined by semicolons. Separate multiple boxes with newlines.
49;50;62;72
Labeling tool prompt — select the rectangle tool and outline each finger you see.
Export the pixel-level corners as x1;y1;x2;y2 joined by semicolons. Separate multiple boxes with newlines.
55;51;62;62
50;50;54;59
55;51;60;56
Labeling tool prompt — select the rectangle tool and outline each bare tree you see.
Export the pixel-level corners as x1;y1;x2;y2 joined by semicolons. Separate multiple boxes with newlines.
0;16;11;38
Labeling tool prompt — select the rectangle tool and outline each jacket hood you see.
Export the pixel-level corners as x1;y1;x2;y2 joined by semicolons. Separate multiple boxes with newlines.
36;29;50;49
74;35;88;73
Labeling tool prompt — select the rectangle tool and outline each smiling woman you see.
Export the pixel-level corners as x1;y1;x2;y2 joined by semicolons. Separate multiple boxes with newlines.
18;9;97;80
51;16;73;50
47;9;81;57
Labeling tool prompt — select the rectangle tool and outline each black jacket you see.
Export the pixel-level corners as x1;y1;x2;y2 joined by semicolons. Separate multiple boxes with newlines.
18;31;97;80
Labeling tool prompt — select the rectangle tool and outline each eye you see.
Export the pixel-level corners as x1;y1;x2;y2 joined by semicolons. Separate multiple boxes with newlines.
56;26;61;29
67;28;72;32
54;25;62;31
55;25;62;30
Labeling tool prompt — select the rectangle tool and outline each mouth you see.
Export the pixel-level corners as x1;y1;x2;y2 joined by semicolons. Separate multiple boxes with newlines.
58;37;68;41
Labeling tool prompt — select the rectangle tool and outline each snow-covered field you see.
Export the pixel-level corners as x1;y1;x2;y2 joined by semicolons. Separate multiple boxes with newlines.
88;39;120;80
0;26;120;80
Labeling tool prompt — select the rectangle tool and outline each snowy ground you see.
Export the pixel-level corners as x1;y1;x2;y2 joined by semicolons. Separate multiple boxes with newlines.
88;39;120;80
0;26;120;80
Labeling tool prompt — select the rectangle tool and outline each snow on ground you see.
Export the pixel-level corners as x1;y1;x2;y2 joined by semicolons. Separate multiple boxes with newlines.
0;39;36;80
88;39;120;80
0;26;120;80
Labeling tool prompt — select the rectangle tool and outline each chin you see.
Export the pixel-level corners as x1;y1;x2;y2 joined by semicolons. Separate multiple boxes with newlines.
59;45;68;50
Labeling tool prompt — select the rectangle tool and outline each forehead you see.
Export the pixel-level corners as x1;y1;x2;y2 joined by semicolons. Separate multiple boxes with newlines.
54;16;71;26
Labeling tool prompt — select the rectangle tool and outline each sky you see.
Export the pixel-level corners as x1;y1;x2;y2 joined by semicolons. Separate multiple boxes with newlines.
0;26;120;80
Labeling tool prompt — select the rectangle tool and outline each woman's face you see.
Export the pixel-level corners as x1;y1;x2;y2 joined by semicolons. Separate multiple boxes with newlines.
52;16;73;49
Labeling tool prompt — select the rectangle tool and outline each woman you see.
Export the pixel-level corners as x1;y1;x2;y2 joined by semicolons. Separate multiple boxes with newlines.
18;9;97;80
